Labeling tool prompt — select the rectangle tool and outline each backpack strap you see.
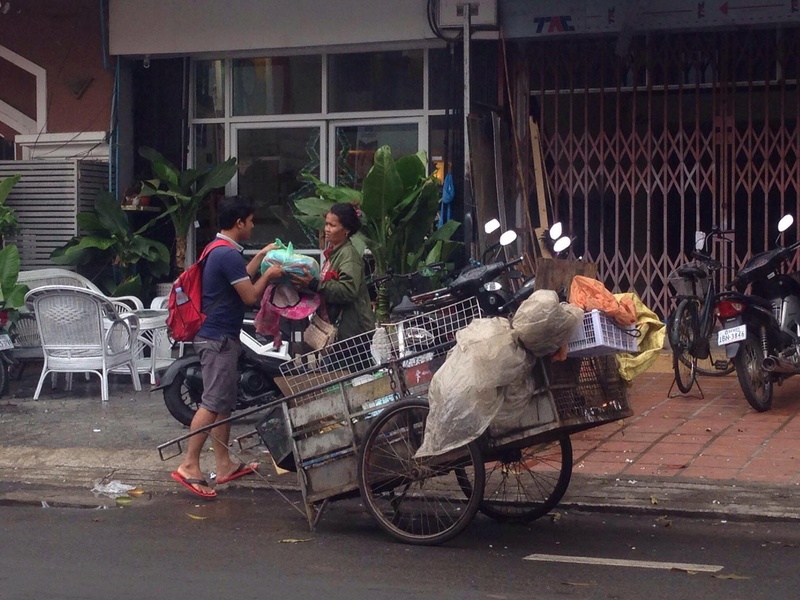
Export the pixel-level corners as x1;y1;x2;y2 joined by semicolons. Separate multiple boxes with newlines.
198;238;235;262
197;238;238;316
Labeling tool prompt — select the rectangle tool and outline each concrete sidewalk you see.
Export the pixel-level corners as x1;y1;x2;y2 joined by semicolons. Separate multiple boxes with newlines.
1;354;799;521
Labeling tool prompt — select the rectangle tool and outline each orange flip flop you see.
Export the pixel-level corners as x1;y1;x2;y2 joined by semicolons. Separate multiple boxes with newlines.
215;462;258;485
171;471;217;499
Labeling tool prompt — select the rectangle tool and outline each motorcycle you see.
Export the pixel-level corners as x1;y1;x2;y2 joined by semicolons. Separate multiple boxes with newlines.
715;214;800;412
157;223;549;427
154;319;291;426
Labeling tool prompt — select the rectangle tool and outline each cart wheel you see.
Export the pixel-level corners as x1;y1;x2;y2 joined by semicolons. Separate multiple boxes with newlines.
479;435;573;523
357;399;485;546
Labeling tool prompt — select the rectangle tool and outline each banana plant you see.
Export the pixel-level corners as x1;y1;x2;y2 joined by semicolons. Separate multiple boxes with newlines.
0;177;28;331
50;191;170;297
138;146;237;273
0;174;21;243
293;145;461;321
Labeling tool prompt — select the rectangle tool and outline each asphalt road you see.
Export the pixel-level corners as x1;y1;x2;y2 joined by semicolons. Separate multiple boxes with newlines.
2;488;799;600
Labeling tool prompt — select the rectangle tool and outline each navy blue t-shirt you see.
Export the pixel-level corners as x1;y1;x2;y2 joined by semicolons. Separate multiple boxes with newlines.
196;245;249;340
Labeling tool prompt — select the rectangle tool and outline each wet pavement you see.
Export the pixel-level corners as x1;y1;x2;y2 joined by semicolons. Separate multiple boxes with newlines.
1;353;799;520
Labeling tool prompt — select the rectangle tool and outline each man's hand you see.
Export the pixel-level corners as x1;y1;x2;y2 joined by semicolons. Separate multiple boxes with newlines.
264;265;284;282
257;242;279;258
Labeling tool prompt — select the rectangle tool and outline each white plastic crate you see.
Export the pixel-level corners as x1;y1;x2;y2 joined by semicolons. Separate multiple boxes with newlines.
567;310;639;357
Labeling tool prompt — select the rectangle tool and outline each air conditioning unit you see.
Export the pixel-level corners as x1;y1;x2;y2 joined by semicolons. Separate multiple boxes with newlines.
437;0;498;28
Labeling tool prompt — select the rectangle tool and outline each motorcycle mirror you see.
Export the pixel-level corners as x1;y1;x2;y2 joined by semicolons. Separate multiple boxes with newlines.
553;236;571;253
499;230;518;246
695;231;706;251
549;221;563;240
506;269;523;279
484;219;501;234
778;214;794;232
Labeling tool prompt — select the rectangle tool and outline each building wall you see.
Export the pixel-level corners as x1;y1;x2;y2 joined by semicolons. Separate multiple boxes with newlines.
0;0;115;138
109;0;437;57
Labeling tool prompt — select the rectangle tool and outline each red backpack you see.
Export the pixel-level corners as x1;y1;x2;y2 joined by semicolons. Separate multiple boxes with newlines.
166;239;234;342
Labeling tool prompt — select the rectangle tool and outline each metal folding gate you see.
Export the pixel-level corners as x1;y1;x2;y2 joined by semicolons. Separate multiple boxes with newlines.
526;27;800;318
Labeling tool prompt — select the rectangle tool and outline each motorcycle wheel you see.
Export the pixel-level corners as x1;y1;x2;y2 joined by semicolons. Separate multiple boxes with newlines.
0;359;8;398
164;369;203;426
734;333;773;412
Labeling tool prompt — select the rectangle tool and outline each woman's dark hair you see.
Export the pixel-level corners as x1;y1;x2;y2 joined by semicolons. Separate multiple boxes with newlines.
217;195;255;230
329;202;361;235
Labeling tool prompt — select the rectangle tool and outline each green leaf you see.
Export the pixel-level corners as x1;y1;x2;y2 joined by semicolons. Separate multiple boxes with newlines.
361;146;404;222
0;245;21;300
396;152;426;192
293;197;335;216
94;191;131;237
0;174;21;204
112;275;142;297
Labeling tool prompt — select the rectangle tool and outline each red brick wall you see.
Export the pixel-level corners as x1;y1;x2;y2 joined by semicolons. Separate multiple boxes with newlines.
0;0;115;135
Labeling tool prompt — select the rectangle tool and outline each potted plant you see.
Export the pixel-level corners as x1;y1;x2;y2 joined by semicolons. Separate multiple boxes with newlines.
138;147;237;274
293;145;461;321
50;190;170;298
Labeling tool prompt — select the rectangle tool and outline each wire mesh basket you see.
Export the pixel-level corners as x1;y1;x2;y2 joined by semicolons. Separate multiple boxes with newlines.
668;261;710;299
278;296;483;397
545;355;631;433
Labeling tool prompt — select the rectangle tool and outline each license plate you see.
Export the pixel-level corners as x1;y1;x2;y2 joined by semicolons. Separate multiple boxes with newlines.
718;325;747;346
0;334;12;351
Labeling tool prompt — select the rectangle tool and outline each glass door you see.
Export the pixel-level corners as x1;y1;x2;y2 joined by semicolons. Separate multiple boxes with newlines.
328;119;425;189
231;123;325;250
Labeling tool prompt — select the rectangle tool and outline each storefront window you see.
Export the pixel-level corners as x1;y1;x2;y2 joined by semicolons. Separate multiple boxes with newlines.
429;46;461;110
328;50;424;112
232;56;322;116
236;127;321;249
194;124;227;248
194;60;225;118
333;123;419;189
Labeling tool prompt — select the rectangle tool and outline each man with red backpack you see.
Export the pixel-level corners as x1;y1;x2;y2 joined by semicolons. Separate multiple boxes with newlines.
171;195;283;499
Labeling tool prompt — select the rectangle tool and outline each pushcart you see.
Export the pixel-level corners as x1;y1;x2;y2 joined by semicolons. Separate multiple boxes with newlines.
159;296;632;546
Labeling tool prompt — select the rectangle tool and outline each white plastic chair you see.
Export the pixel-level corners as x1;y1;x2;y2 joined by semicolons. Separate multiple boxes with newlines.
25;286;142;402
18;268;144;313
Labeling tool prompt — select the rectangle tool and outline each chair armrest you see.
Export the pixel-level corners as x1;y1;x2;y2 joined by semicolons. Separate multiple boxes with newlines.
105;313;140;353
109;295;145;312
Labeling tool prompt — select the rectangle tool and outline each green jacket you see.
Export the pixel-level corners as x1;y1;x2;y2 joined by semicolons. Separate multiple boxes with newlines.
316;239;375;340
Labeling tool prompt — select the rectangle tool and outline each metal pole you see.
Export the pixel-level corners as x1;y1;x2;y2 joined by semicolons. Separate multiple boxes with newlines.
462;5;474;259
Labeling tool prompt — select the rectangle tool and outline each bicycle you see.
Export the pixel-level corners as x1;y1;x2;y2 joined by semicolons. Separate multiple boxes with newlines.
668;228;736;393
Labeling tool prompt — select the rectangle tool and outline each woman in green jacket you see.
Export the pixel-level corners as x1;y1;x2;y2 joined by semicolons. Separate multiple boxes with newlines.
294;202;375;341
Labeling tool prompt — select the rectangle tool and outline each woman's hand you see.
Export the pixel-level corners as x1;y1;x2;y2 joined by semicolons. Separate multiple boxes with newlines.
290;268;314;289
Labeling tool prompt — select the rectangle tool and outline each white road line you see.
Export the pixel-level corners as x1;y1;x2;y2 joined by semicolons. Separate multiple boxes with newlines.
523;554;724;573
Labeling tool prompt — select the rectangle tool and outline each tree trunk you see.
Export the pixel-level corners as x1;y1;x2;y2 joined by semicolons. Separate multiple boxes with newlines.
375;282;391;324
175;235;187;273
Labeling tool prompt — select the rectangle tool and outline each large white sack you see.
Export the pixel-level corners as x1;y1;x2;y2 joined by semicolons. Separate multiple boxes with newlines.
511;290;583;356
415;318;528;457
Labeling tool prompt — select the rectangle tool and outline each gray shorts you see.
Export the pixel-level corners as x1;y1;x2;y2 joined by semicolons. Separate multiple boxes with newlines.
195;335;241;414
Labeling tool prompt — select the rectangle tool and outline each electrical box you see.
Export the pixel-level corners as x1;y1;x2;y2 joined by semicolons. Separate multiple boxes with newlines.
437;0;498;28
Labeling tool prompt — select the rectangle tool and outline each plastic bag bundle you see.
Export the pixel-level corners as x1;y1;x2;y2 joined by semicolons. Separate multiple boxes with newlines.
511;290;584;356
416;318;529;457
260;239;320;284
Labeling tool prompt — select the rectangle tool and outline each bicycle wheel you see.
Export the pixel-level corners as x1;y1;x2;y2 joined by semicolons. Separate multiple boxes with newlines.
480;435;573;523
357;399;485;546
670;299;699;393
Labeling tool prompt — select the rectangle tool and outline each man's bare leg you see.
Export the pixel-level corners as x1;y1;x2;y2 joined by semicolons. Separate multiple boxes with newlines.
175;407;217;495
